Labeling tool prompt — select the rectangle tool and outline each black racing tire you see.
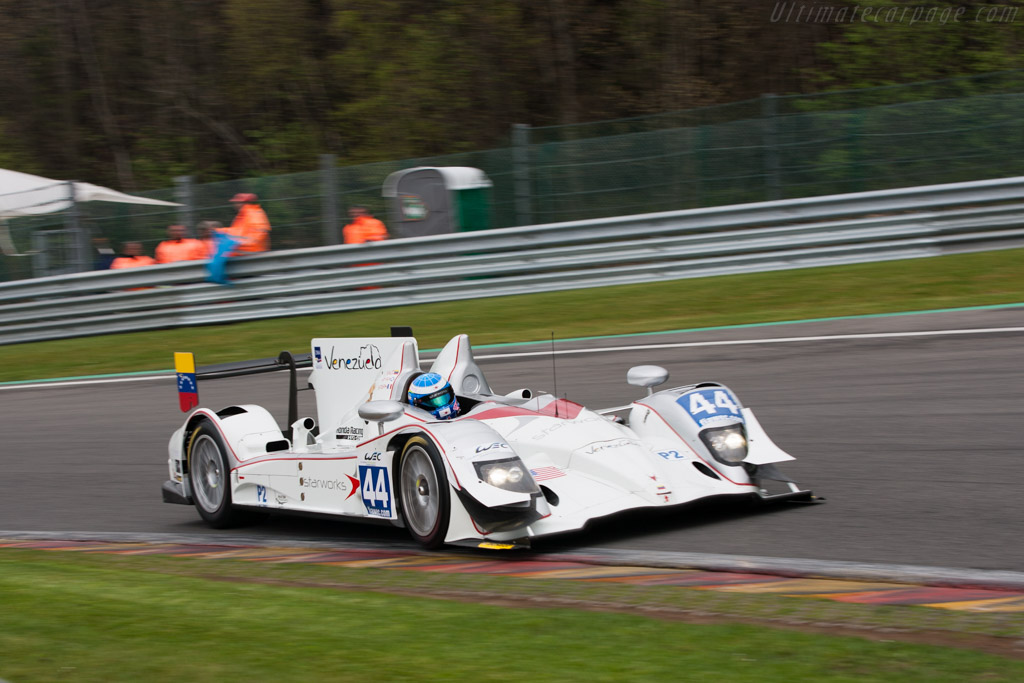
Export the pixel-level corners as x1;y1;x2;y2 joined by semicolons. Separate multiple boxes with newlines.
187;421;245;528
398;436;451;549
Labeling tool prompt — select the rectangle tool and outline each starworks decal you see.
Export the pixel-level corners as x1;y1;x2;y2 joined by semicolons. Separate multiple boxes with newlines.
298;477;348;491
321;344;382;370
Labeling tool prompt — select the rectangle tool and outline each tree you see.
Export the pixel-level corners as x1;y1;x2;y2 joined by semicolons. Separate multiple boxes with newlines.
814;0;1024;90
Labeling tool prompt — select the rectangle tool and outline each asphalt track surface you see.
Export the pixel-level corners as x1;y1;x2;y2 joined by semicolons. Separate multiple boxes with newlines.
2;306;1023;571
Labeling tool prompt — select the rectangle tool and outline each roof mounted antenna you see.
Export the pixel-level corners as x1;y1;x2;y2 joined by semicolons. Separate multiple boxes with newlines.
551;331;559;418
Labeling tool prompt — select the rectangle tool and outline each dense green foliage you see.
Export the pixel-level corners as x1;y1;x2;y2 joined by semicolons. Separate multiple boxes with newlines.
2;1;1020;192
817;1;1024;88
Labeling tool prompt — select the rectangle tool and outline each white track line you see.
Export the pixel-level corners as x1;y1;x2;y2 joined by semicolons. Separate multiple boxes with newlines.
474;326;1024;359
3;326;1023;391
0;375;176;389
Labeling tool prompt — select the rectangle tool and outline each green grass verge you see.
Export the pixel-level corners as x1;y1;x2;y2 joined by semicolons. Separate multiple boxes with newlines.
2;549;1023;681
3;248;1023;383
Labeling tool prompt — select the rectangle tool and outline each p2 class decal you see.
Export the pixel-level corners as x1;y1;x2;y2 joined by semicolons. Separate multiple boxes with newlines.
358;465;392;518
677;388;742;427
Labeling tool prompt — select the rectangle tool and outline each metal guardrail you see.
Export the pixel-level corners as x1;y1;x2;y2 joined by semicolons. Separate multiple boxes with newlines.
2;176;1024;345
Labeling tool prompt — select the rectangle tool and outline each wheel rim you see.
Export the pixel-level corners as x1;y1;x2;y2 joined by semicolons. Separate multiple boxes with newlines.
401;446;440;538
192;435;226;512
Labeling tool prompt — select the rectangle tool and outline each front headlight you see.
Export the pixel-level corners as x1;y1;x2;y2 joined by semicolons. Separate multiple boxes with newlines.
474;457;538;493
699;424;748;465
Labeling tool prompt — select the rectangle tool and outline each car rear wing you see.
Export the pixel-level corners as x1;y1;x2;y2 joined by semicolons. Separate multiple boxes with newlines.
174;326;414;440
192;351;312;382
175;350;311;440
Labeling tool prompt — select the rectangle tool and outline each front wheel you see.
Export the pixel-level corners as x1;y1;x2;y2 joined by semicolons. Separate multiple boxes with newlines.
399;437;450;548
187;421;244;528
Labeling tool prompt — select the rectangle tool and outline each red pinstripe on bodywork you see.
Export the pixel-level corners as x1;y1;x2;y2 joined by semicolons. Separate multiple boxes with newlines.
388;343;412;401
640;402;755;488
444;339;460;384
357;414;462;489
188;409;241;464
232;454;358;473
468;398;584;422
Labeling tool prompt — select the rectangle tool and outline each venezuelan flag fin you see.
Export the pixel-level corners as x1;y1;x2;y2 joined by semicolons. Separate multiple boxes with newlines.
175;352;199;412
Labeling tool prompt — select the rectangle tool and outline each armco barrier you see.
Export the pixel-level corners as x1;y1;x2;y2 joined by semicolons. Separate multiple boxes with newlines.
2;176;1024;345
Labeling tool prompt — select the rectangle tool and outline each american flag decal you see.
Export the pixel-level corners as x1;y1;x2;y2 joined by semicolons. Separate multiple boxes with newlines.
530;466;566;482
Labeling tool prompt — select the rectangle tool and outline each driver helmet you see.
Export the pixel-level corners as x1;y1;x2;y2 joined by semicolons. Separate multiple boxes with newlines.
408;373;460;420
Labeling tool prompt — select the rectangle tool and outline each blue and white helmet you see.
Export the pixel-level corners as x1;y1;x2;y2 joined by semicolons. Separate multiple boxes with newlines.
408;372;460;420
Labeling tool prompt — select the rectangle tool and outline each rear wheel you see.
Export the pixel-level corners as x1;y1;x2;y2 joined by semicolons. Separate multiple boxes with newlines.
399;436;450;548
188;421;244;528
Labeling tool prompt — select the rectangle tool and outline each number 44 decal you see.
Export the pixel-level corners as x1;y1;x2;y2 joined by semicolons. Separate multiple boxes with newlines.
678;389;741;424
688;390;739;416
359;465;392;518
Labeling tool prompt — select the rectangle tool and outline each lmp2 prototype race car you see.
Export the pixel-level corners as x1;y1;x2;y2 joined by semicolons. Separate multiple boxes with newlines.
162;331;816;549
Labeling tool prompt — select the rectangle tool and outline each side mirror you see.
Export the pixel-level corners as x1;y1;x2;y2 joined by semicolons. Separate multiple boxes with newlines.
627;365;669;396
504;388;533;400
358;400;406;434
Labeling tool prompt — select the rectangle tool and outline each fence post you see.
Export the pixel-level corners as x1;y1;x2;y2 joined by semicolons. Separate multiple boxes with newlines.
761;93;781;201
512;123;532;227
320;154;339;245
695;125;706;207
174;176;195;232
65;181;89;273
31;230;48;278
849;110;866;193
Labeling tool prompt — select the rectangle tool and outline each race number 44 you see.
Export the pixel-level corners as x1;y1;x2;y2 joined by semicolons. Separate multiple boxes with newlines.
688;390;738;416
359;465;392;518
678;389;742;426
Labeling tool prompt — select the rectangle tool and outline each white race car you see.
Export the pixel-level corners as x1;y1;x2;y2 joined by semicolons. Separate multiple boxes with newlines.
162;331;817;549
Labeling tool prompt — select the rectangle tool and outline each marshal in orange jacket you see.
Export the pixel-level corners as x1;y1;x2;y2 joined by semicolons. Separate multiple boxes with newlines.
226;202;271;254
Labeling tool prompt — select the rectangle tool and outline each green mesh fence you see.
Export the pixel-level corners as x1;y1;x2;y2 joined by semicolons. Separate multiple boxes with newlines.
189;172;324;252
4;70;1024;281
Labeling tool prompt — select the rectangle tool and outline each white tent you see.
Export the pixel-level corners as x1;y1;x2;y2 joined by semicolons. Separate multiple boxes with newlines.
0;167;179;220
0;168;181;264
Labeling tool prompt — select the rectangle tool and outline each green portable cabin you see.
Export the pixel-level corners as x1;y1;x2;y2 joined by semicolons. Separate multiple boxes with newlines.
382;167;492;239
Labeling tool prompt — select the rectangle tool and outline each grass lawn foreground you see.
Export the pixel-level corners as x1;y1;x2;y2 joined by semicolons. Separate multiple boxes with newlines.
2;549;1023;681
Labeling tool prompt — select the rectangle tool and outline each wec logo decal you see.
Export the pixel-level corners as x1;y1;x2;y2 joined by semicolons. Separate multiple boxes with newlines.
322;344;382;371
